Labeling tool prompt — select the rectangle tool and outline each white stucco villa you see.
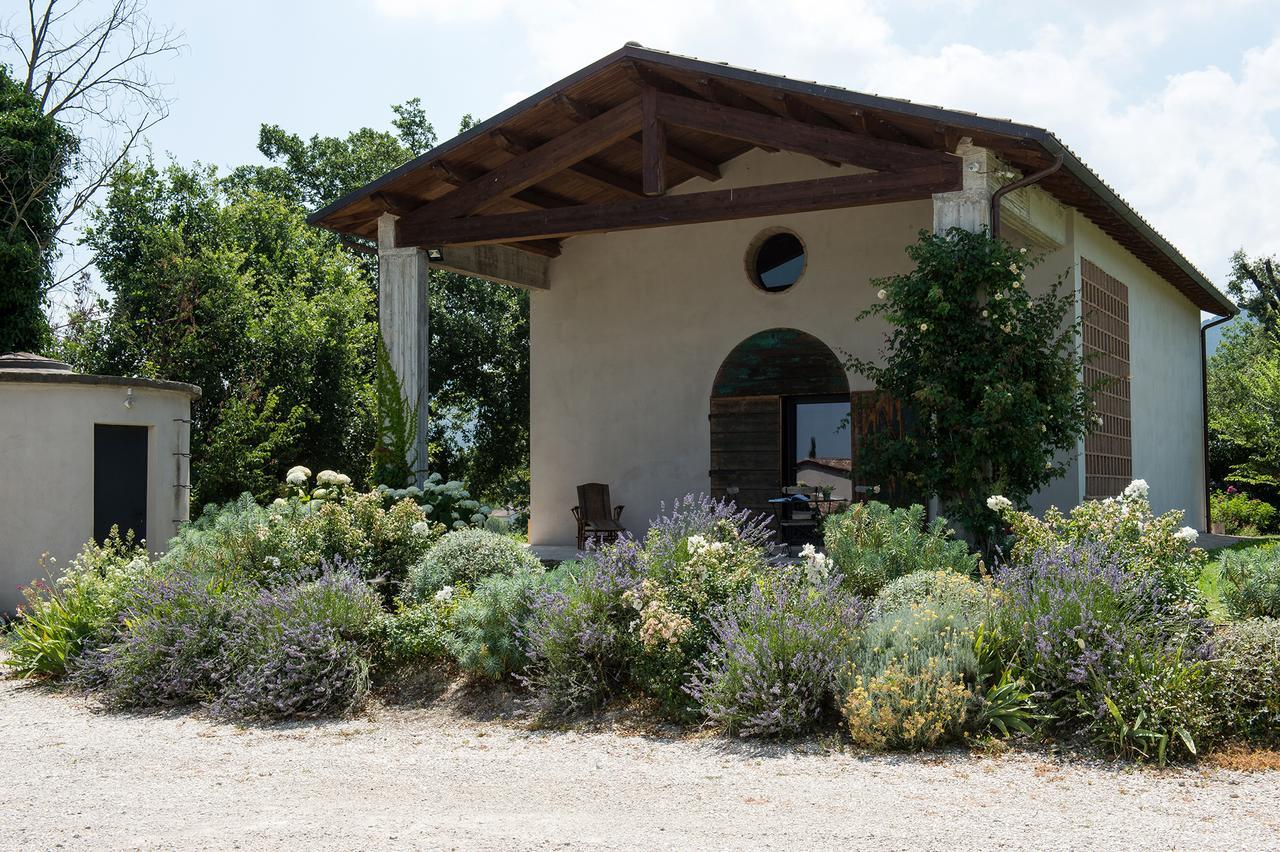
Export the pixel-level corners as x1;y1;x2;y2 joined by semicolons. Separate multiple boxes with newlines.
308;44;1236;549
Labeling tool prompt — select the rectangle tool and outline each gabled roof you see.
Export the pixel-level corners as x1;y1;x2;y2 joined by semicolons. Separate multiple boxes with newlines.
309;43;1234;315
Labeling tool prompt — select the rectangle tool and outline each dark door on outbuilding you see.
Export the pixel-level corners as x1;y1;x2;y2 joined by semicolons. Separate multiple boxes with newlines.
94;424;148;544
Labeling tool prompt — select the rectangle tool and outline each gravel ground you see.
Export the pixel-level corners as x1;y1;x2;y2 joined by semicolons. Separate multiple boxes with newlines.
2;675;1279;851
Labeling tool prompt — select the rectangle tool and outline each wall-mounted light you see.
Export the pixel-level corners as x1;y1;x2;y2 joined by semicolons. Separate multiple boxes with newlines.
426;247;444;262
123;387;134;409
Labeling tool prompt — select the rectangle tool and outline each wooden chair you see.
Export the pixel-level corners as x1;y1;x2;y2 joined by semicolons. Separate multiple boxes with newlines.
571;483;626;550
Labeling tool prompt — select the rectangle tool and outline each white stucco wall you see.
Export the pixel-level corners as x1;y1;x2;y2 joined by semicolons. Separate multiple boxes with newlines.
0;378;195;613
527;149;1209;545
1072;213;1207;526
530;150;924;545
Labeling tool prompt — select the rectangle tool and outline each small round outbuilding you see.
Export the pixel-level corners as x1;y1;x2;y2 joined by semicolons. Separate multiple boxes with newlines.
0;353;200;614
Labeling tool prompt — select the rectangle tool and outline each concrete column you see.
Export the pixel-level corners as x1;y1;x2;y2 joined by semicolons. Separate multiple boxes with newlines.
377;214;430;485
932;140;1000;234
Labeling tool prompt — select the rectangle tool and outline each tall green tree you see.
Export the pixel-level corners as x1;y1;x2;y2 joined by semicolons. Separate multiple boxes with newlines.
235;105;531;508
1226;250;1280;329
1208;319;1280;489
68;160;377;506
0;64;76;351
849;228;1094;549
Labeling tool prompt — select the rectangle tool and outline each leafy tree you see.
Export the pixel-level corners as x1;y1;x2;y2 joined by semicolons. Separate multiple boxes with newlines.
1208;320;1280;489
1226;250;1280;329
0;63;76;351
236;104;531;508
848;228;1094;548
67;160;376;506
2;0;181;304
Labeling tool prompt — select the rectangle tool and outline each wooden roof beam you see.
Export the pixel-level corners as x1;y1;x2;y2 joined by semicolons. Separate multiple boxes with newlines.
653;92;954;172
554;92;722;183
397;162;961;247
430;160;580;212
489;129;644;198
401;95;643;226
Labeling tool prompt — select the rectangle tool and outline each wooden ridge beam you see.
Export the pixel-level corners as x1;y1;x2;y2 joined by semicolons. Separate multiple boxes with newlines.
396;162;961;247
553;92;721;182
400;95;643;226
653;92;953;172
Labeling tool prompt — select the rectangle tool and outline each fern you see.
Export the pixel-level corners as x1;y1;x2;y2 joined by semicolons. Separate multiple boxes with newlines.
370;335;420;487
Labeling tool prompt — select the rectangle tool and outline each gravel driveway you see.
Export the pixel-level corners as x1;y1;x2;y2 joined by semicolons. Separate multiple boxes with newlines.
2;675;1278;851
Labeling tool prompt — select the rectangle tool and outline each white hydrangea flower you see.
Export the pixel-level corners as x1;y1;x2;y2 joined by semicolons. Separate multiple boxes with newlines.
470;513;487;525
411;521;432;537
1174;526;1199;544
987;495;1014;513
316;469;349;488
285;465;311;487
311;488;330;500
1121;479;1149;502
271;497;288;508
435;585;454;603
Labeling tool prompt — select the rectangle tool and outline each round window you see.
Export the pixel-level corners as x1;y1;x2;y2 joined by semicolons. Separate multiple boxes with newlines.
750;231;806;292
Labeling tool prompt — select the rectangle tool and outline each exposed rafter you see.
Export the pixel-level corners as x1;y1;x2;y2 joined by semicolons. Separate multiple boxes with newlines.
489;129;644;198
400;96;643;227
640;88;666;196
397;162;961;247
653;92;954;172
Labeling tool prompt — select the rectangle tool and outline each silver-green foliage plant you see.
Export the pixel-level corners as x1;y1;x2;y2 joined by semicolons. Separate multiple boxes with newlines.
823;502;978;597
841;598;979;750
406;528;543;602
1220;545;1280;619
1212;618;1280;743
447;567;559;681
874;569;991;617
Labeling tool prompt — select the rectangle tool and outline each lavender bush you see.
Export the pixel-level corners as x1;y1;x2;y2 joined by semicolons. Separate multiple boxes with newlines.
212;563;380;720
74;571;241;709
991;544;1216;762
517;549;642;714
688;571;868;737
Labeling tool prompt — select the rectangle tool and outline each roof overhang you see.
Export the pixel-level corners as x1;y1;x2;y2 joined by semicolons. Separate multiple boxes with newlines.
309;43;1235;316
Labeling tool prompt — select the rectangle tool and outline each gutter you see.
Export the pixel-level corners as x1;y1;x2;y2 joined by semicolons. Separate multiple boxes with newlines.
990;155;1063;237
1201;314;1234;532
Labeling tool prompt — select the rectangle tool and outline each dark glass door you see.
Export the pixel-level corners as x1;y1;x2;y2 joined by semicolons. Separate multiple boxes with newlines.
785;395;853;500
94;424;148;544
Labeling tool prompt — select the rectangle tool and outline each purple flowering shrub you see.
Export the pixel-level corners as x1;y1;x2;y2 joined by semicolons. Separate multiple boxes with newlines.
518;495;777;718
74;571;243;708
687;571;868;737
76;560;381;720
991;544;1216;762
517;546;643;714
212;563;381;719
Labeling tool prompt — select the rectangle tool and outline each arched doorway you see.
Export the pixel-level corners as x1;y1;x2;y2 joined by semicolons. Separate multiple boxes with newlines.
709;328;851;520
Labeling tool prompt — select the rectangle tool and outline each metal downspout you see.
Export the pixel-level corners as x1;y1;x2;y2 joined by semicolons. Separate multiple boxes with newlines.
1201;314;1234;531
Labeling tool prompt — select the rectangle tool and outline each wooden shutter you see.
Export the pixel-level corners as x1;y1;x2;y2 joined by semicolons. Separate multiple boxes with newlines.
710;395;781;518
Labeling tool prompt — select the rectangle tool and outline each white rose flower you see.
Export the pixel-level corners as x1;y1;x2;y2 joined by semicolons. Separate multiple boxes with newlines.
877;289;888;300
1121;479;1149;502
1174;526;1199;544
919;323;928;332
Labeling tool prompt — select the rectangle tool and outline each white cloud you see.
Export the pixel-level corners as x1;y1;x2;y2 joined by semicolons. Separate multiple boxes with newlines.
371;0;1280;282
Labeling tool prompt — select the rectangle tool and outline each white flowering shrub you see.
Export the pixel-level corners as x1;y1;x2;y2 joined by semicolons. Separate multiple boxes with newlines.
375;471;492;530
169;468;444;602
990;479;1206;603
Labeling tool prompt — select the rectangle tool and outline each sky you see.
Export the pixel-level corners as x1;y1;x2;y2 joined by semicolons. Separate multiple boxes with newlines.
12;0;1280;289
